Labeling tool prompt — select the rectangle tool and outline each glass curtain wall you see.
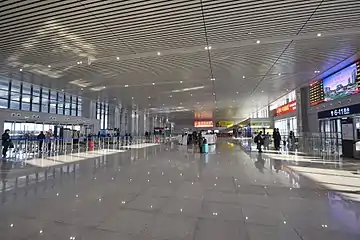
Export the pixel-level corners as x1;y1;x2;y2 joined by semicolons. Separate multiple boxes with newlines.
0;73;82;117
96;102;109;129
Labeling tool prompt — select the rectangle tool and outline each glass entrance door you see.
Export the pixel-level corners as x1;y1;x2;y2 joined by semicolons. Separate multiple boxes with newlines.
319;118;342;154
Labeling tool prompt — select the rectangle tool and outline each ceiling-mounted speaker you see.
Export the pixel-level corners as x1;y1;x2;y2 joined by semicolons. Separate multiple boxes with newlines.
11;113;16;117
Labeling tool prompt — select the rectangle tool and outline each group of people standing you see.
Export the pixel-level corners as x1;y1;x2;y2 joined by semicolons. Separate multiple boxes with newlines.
254;128;296;153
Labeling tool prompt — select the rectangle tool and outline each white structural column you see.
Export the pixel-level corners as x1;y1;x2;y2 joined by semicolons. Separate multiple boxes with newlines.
138;110;145;135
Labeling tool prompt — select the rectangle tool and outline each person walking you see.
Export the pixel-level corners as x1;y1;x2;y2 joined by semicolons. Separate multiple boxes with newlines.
273;128;281;150
1;129;11;160
37;131;45;152
45;129;53;153
263;132;270;150
288;131;296;151
254;131;264;153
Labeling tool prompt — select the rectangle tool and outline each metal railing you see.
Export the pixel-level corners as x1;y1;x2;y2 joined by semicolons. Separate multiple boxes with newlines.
1;134;167;162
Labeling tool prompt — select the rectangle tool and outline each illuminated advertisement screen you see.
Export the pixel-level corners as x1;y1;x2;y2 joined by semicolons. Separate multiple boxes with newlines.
323;63;359;102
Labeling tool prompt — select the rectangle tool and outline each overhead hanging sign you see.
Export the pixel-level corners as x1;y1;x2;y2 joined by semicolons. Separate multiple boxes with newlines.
194;121;214;128
275;100;296;116
317;103;360;119
216;121;234;128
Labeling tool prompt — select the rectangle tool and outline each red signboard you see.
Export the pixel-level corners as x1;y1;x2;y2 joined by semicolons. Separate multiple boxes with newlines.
194;121;214;128
275;100;296;116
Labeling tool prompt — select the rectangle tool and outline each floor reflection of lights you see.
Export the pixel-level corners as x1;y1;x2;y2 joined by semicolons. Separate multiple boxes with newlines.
25;149;127;167
289;166;360;202
263;152;350;165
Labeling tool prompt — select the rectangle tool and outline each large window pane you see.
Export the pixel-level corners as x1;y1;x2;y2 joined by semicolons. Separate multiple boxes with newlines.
10;101;20;110
0;89;8;99
0;78;9;91
0;99;7;109
22;102;30;111
11;80;21;93
32;104;39;112
33;85;40;96
42;104;48;113
22;94;31;103
22;82;31;95
32;96;40;105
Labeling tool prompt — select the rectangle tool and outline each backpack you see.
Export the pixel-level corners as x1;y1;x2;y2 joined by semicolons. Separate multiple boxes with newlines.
254;135;259;143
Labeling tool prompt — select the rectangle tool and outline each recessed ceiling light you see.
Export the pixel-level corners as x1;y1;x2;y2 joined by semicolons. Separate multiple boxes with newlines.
213;92;215;96
278;73;282;76
116;57;120;60
157;52;161;56
242;75;246;79
286;89;289;91
20;68;23;71
256;40;260;44
236;92;239;94
113;97;116;100
261;90;264;93
169;95;172;98
148;96;151;99
131;97;134;99
81;88;83;91
211;78;216;81
125;85;129;87
190;93;192;96
180;81;183;83
205;46;212;50
163;104;165;106
317;33;322;37
152;82;155;85
248;32;253;35
61;89;64;92
48;65;51;68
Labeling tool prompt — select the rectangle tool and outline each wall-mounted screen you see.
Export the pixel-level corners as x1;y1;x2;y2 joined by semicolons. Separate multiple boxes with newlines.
309;80;324;106
323;63;359;102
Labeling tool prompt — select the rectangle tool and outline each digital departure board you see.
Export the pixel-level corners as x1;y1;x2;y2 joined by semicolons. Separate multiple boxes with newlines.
309;80;324;106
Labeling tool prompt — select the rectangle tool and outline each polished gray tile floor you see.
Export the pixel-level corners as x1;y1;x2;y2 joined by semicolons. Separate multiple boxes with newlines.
0;141;359;239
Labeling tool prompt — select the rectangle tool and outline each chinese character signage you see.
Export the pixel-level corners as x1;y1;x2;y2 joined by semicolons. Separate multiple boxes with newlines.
216;121;234;128
318;103;360;119
194;121;214;128
275;100;296;116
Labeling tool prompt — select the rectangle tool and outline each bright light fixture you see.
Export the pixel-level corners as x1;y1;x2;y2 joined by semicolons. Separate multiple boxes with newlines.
116;57;120;60
152;82;155;85
132;97;134;99
256;40;260;44
236;92;239;94
20;68;23;72
157;52;161;56
317;33;322;37
172;86;204;93
125;85;129;87
48;65;51;68
278;73;281;76
205;46;212;50
180;81;183;83
148;96;151;99
169;95;172;98
211;78;216;81
242;75;245;79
